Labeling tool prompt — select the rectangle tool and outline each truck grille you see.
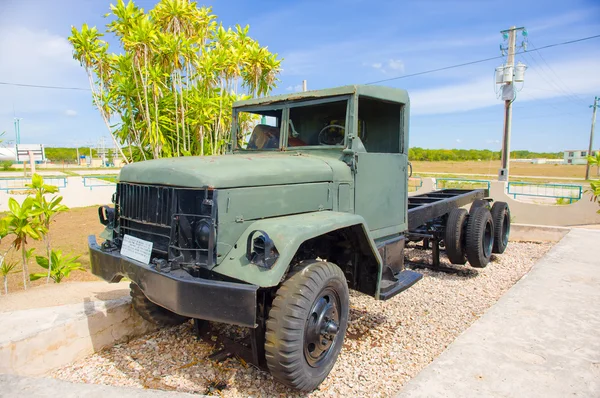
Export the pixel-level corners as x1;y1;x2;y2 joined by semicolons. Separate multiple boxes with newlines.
116;182;216;266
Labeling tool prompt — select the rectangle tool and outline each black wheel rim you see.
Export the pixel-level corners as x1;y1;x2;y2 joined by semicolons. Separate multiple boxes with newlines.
304;287;341;368
502;211;510;246
483;219;493;257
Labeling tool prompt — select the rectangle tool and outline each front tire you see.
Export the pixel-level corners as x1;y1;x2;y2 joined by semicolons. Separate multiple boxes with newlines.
265;260;349;391
130;283;189;327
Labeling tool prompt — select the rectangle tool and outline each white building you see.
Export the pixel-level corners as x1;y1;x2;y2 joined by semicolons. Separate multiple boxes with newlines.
563;149;598;165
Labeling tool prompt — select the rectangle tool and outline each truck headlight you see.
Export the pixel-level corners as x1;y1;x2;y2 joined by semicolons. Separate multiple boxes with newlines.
194;220;212;249
246;230;278;269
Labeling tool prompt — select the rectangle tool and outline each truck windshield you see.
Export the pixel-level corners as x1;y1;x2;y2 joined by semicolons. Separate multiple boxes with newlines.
235;99;348;150
288;99;347;147
236;108;283;150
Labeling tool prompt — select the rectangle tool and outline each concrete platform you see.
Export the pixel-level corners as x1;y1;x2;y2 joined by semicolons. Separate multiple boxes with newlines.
0;282;155;376
397;228;600;398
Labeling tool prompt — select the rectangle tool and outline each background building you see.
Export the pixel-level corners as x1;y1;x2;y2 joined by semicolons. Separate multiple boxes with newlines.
563;149;598;165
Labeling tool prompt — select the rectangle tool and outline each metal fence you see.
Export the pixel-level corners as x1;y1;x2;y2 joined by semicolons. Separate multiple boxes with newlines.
0;177;67;191
507;182;582;203
408;176;423;192
83;175;118;190
435;178;491;191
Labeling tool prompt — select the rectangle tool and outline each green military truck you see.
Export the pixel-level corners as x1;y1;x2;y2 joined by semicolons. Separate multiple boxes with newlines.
89;85;510;391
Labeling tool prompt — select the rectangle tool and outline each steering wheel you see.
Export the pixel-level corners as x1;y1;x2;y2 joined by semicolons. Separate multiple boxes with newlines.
318;124;346;145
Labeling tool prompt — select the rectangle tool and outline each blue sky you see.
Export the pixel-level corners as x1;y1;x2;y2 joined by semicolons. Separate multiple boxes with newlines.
0;0;599;151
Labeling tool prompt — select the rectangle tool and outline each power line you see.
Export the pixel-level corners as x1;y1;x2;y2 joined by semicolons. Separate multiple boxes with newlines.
520;51;584;107
365;34;600;85
1;34;599;91
365;55;504;85
0;81;91;91
527;39;587;105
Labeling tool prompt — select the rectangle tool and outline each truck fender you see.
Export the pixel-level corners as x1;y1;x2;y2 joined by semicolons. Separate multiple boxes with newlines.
212;211;383;289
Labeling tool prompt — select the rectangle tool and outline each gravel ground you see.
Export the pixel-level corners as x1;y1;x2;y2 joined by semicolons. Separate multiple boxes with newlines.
52;241;552;397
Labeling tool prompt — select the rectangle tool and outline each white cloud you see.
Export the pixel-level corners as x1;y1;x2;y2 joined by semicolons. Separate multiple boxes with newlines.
387;59;404;71
286;84;304;92
371;63;382;69
456;139;461;143
410;56;600;115
65;109;77;117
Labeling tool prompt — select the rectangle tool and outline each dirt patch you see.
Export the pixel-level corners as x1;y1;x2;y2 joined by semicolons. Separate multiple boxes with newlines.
1;206;103;294
411;160;587;179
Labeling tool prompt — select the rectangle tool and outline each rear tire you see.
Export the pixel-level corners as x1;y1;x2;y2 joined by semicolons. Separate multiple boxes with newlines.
444;208;468;264
265;260;349;391
491;202;510;254
465;207;494;268
470;199;490;211
130;283;189;327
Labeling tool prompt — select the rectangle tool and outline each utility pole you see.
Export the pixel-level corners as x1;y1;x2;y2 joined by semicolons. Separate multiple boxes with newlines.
497;26;526;181
13;118;22;145
585;96;599;180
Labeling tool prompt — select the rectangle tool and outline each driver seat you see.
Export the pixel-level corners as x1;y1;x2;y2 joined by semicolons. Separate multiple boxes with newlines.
247;124;280;149
247;124;307;149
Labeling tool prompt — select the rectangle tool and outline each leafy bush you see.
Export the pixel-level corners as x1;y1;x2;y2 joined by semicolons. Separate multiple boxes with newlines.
587;181;600;214
1;259;19;294
1;161;13;171
30;250;85;283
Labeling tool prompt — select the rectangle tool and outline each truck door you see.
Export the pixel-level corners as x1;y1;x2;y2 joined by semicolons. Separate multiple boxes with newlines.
354;152;407;232
353;97;408;234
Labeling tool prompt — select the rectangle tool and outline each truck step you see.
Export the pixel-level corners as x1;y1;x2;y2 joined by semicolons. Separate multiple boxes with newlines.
378;269;423;301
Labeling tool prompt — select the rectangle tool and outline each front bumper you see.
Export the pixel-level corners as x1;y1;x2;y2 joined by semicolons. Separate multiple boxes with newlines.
88;235;258;327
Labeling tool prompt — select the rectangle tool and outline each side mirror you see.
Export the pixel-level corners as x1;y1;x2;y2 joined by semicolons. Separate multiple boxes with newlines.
98;205;115;227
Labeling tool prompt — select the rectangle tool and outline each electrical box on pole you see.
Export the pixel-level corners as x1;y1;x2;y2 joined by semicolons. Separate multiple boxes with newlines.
496;26;527;182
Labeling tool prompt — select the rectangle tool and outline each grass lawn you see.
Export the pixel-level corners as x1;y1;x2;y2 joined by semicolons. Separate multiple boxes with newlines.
1;207;103;294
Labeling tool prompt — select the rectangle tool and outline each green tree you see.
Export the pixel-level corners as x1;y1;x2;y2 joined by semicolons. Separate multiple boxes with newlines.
1;198;45;290
27;174;69;283
69;0;281;160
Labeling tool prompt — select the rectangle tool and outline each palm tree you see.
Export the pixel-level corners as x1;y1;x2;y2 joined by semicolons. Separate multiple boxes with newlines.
69;25;129;163
69;0;282;160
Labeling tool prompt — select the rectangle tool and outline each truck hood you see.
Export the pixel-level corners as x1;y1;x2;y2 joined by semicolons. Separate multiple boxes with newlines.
119;153;336;188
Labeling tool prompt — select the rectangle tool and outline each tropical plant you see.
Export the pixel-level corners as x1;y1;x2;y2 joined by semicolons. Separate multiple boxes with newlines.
1;198;45;289
0;258;19;295
588;153;600;177
69;0;282;161
27;174;69;283
587;180;600;214
30;250;85;284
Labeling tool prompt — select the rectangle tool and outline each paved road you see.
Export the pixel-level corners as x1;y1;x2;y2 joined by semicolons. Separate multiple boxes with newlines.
0;375;201;398
397;228;600;398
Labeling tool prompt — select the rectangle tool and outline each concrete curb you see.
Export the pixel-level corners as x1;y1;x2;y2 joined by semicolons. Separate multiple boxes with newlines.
509;223;571;242
0;296;156;376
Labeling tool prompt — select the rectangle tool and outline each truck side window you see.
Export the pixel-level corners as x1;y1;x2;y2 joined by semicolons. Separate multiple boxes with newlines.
357;97;402;154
